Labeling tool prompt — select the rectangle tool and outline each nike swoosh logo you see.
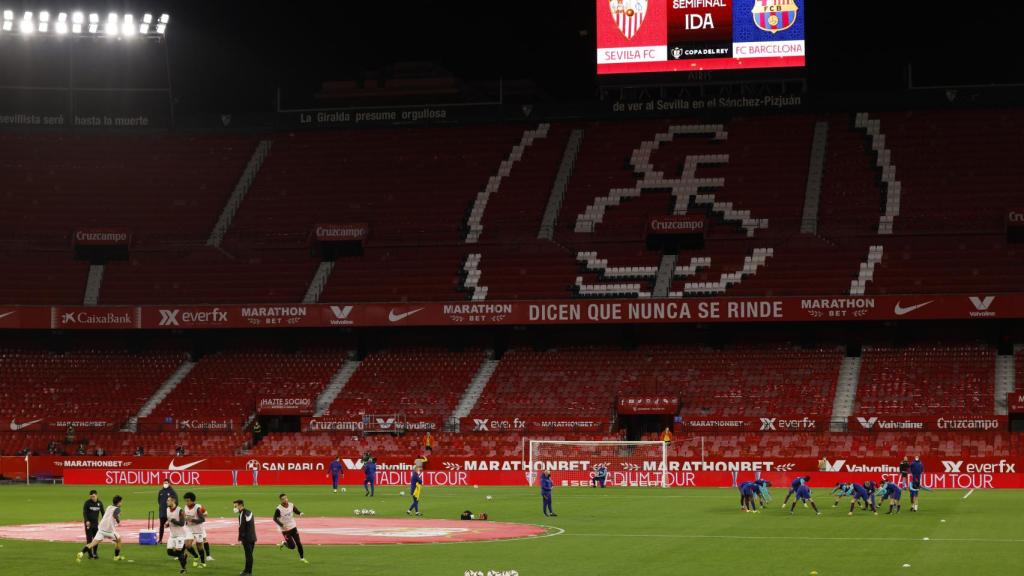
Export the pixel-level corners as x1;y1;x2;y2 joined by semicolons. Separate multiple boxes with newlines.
10;418;43;431
0;311;15;320
168;459;207;471
388;308;424;322
894;301;933;316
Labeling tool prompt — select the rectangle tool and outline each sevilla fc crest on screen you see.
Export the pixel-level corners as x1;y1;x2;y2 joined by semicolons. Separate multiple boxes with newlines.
610;0;648;39
752;0;799;34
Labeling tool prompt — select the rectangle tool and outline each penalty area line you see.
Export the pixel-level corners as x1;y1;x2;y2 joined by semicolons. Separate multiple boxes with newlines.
962;489;974;500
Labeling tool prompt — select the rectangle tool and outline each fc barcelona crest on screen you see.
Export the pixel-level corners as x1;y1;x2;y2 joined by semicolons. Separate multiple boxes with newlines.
752;0;799;34
610;0;647;39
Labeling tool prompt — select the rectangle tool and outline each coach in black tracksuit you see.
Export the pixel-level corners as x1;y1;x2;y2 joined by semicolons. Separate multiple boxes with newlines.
82;490;104;559
235;499;257;575
157;481;178;543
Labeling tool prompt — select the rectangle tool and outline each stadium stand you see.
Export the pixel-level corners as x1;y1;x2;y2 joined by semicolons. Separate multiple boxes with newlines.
856;344;996;416
470;344;841;420
147;347;346;421
322;347;487;421
0;346;184;426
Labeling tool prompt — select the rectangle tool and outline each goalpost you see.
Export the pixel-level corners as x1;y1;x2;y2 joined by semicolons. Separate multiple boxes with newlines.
526;440;669;488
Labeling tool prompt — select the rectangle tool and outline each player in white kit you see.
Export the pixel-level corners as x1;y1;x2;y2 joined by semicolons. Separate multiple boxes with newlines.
164;495;190;574
274;493;308;563
182;492;208;567
77;494;126;562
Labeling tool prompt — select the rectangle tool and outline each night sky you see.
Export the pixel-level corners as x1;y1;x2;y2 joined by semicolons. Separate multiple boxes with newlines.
4;1;1021;113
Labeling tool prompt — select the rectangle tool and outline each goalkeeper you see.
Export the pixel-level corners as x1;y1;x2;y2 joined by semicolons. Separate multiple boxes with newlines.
590;463;608;488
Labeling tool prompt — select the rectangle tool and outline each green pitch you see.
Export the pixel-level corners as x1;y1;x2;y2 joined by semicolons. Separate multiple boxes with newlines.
0;484;1021;575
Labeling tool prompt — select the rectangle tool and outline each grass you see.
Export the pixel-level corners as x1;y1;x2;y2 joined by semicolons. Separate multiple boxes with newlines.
0;484;1021;575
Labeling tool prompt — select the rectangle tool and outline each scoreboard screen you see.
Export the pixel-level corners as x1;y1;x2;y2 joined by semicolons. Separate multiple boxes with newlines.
597;1;806;75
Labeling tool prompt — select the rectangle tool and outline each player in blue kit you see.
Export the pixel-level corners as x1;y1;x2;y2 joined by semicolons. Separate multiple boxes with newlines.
878;480;902;514
788;484;822;516
863;480;879;509
782;476;811;508
909;456;929;510
738;481;760;513
831;482;853;508
907;481;920;512
848;482;877;515
329;457;343;493
753;479;772;507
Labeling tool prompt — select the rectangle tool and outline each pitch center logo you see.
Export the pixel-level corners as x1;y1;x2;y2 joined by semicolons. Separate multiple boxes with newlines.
610;0;647;39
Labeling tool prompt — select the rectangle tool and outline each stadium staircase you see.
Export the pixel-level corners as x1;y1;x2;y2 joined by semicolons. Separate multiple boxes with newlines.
123;358;197;431
303;261;335;304
830;355;861;431
995;352;1015;416
800;120;828;234
449;354;500;430
314;356;361;416
538;128;584;240
651;254;677;297
207;139;273;248
83;264;104;305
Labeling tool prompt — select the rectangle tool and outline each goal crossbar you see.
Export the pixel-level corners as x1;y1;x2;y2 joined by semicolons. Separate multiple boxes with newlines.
526;439;668;488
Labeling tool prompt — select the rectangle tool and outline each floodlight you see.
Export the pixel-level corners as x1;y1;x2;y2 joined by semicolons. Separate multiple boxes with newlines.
159;14;169;24
105;21;117;36
2;22;11;32
122;15;135;37
20;20;33;35
72;12;84;24
58;12;68;23
89;13;99;24
39;11;50;22
143;13;153;24
3;10;13;21
38;22;48;33
56;21;68;34
107;12;117;23
140;23;149;34
72;23;82;33
155;23;165;34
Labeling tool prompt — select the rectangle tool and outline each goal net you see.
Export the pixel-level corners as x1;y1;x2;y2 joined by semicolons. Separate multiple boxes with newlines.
526;440;668;488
